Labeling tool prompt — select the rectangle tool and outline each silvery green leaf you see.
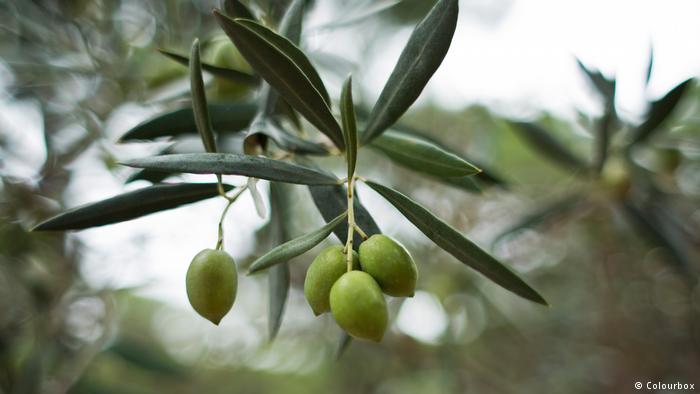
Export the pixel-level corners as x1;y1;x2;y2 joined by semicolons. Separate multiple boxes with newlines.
361;0;458;144
33;183;231;231
248;212;348;273
124;153;339;185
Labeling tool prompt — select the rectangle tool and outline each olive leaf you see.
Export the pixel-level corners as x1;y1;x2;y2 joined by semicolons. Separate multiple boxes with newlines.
340;75;358;179
371;130;481;177
268;182;294;340
509;121;589;173
491;193;582;248
126;144;177;184
630;78;694;145
247;212;348;274
32;183;231;231
190;39;218;153
234;14;328;103
124;153;339;185
576;58;615;100
118;103;256;142
159;49;259;86
335;331;353;360
361;0;459;144
213;11;344;149
383;125;506;189
222;0;256;20
440;176;482;194
645;45;654;87
365;181;548;305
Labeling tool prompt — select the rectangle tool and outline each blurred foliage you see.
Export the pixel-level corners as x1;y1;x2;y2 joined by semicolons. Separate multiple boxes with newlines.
0;0;699;393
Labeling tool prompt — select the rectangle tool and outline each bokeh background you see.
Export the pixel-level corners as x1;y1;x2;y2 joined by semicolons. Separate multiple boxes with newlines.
1;0;699;393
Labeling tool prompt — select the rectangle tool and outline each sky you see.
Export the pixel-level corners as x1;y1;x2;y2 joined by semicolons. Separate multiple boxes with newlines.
2;0;700;346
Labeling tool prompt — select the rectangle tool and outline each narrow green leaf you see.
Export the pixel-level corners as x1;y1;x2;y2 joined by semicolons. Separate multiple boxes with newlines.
118;102;256;142
278;0;305;45
124;153;338;185
340;75;358;179
234;18;330;105
576;58;615;100
439;176;482;194
223;0;256;20
361;0;459;144
268;263;289;339
371;130;481;177
213;11;344;149
509;121;589;173
248;212;348;273
32;183;231;231
335;331;353;360
126;145;177;184
386;126;507;188
492;194;582;247
631;78;694;145
159;49;259;86
366;181;548;305
645;45;654;87
190;39;217;153
267;182;293;340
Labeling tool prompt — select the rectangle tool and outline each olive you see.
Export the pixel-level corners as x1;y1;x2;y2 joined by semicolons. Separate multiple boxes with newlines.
186;249;237;325
330;271;388;342
359;234;418;297
304;245;359;315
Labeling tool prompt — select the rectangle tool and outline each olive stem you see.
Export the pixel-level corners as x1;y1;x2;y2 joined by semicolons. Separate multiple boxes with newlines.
344;176;356;272
216;185;248;250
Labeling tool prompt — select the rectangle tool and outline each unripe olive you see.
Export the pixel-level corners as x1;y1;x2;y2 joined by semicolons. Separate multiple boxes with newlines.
186;249;237;325
304;245;359;315
359;234;418;297
330;271;388;342
600;157;631;200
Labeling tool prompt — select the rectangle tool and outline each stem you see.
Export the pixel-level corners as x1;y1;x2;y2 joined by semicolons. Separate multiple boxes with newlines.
344;177;356;272
215;185;247;250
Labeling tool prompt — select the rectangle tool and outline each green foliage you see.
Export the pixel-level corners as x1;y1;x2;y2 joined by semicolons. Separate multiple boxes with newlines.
32;0;550;356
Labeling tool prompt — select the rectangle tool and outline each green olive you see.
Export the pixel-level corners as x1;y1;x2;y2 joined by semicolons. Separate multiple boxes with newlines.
359;234;418;297
304;245;359;316
330;271;388;342
186;249;237;325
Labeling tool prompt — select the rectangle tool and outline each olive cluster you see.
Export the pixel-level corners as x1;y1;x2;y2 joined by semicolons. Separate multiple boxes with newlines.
304;234;418;342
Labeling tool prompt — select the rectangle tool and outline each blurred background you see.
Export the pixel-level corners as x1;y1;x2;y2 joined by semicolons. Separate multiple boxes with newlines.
1;0;699;393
